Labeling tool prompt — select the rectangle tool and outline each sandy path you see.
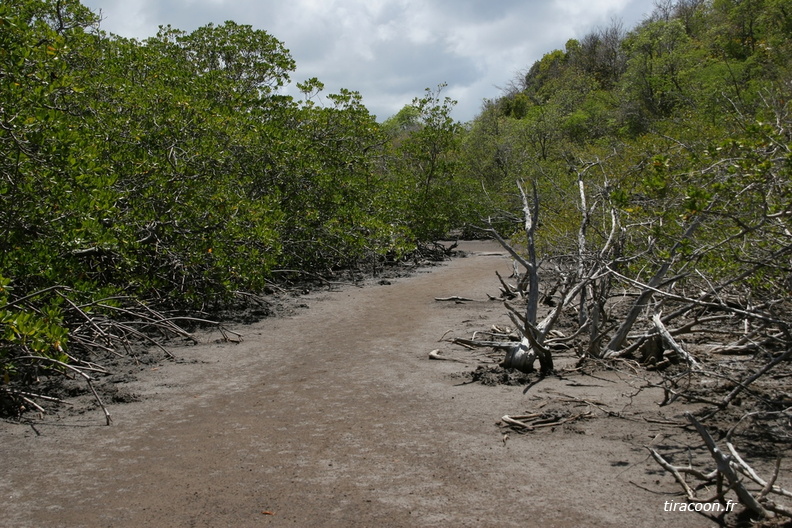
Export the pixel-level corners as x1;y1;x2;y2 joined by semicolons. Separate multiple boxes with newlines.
1;241;713;527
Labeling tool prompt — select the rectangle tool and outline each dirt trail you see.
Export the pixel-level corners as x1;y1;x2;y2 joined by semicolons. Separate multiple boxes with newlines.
2;241;716;527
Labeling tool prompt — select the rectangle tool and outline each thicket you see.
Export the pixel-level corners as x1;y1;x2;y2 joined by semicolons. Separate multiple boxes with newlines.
0;0;481;415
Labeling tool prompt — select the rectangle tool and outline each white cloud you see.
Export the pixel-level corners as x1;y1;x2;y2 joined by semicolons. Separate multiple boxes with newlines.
82;0;656;122
91;0;154;39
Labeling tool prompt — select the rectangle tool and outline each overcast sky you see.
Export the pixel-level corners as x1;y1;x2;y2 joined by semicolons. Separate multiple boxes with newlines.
80;0;657;122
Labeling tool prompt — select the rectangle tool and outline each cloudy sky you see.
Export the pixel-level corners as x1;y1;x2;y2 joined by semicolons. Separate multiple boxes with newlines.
80;0;657;122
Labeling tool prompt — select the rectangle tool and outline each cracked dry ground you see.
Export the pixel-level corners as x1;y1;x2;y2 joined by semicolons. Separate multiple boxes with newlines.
2;241;732;527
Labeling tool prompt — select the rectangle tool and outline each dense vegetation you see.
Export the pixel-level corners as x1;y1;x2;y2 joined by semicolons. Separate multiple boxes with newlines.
0;0;481;412
2;0;791;430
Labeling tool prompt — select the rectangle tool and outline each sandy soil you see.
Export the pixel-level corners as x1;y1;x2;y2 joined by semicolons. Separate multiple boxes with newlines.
1;240;786;527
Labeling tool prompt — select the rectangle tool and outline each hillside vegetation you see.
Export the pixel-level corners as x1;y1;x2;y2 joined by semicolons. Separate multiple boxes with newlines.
462;0;792;363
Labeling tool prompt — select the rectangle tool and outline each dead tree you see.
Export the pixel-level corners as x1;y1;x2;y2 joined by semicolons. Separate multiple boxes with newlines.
483;172;616;373
572;160;622;358
603;214;704;358
486;179;553;373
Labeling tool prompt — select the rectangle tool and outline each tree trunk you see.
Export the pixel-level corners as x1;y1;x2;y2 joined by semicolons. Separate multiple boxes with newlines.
603;216;703;358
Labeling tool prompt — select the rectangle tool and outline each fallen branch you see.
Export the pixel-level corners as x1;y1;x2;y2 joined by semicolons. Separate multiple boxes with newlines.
434;296;481;303
647;447;716;500
450;337;515;350
428;349;470;363
500;410;591;432
17;356;112;426
686;412;767;518
495;271;518;298
726;443;792;499
718;347;792;410
651;313;700;369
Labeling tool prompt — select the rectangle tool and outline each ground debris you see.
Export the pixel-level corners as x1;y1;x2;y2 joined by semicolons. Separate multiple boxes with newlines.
468;364;533;386
500;407;592;432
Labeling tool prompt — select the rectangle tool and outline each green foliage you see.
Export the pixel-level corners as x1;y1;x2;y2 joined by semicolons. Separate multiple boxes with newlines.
0;276;70;388
462;0;792;309
382;84;480;241
381;105;422;136
1;1;487;398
